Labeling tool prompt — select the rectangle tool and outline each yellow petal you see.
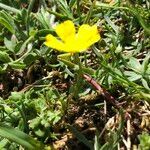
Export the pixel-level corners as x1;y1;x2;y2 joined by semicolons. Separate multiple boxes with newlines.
63;25;100;53
55;20;76;42
45;21;100;53
77;24;93;38
86;25;100;46
44;34;66;52
70;24;100;52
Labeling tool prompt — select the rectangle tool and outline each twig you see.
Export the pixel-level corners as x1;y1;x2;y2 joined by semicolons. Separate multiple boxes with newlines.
121;135;128;148
126;116;131;150
19;72;57;92
83;74;120;108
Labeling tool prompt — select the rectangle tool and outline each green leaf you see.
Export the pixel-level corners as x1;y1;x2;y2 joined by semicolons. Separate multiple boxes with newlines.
0;123;43;150
141;52;150;74
35;129;45;137
0;64;7;74
16;36;34;56
23;53;37;66
29;118;41;129
138;133;150;150
0;138;9;149
0;10;16;34
4;37;16;52
0;17;15;34
128;6;150;35
0;51;12;63
0;3;20;14
104;15;119;34
36;7;51;29
128;57;141;72
84;1;95;24
14;41;24;53
124;71;142;81
68;125;93;150
8;61;26;69
9;91;23;101
94;134;101;150
0;66;3;73
69;0;76;8
115;44;122;53
35;29;54;38
56;0;73;19
141;78;150;90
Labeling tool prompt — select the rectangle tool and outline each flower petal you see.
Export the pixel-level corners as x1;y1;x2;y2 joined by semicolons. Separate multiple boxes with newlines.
45;21;101;53
44;34;66;52
55;20;76;42
76;24;100;51
87;25;100;45
61;25;100;53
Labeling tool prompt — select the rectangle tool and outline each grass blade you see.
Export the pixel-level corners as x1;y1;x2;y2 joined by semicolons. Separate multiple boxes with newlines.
0;123;43;150
68;125;93;150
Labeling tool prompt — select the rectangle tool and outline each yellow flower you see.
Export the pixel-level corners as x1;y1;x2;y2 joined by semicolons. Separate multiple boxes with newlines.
45;20;100;53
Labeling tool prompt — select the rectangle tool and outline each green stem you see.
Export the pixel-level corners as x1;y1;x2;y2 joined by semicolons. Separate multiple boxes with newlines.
58;57;95;75
95;2;130;10
100;63;150;98
9;101;28;132
26;0;36;36
77;0;81;23
84;0;95;24
73;53;83;98
46;9;70;19
10;36;34;64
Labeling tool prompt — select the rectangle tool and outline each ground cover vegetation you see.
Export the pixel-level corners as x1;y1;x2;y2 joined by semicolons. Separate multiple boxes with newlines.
0;0;150;149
